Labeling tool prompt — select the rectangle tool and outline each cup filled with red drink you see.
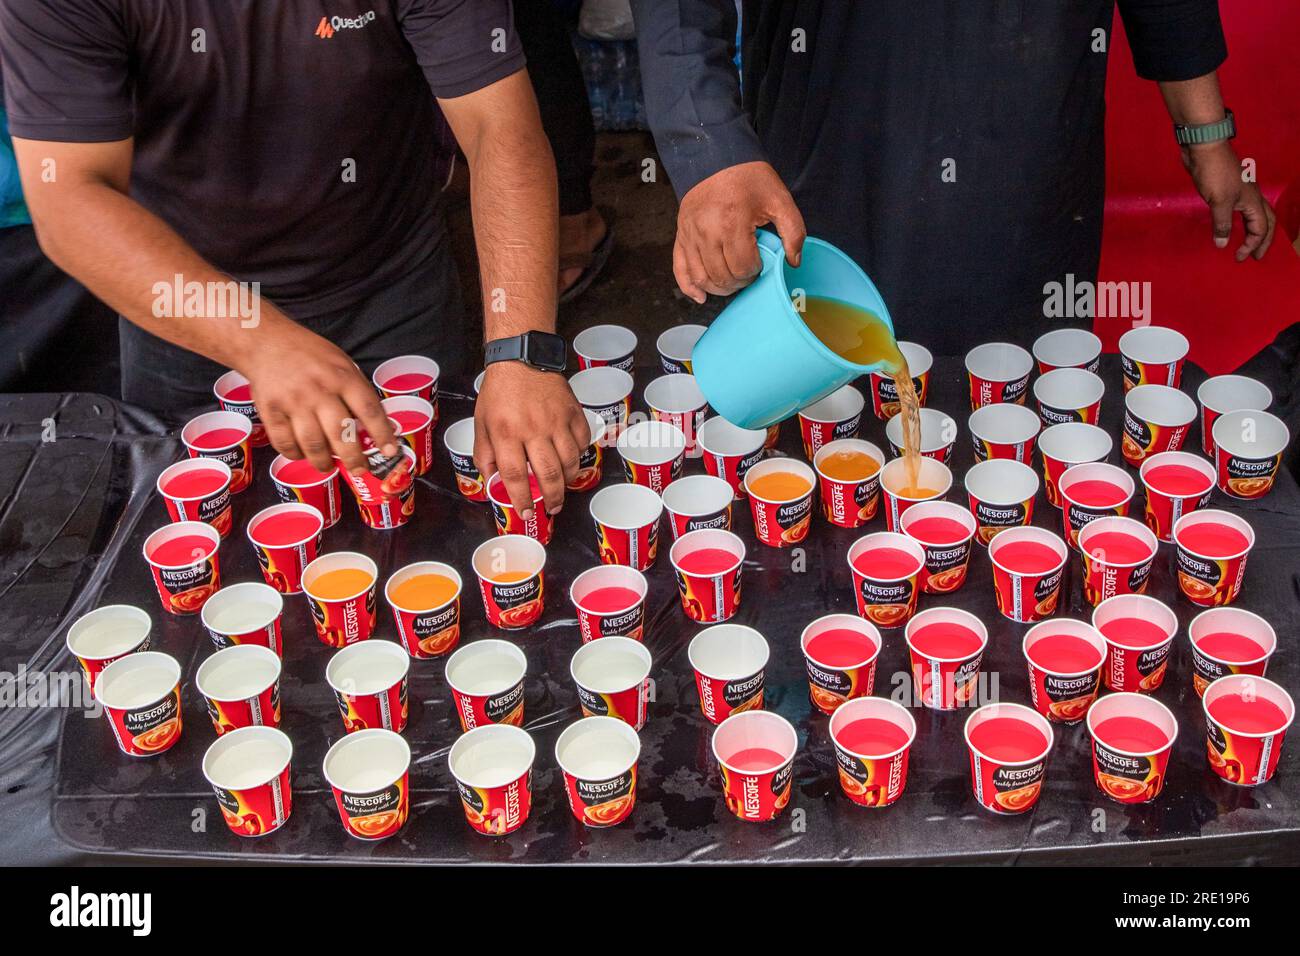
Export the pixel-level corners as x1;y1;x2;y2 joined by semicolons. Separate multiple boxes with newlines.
449;724;535;836
616;420;687;493
1197;374;1273;458
886;407;957;463
964;458;1039;546
1085;692;1178;804
963;702;1054;814
661;473;733;540
213;369;268;447
669;528;745;623
142;521;221;616
326;639;410;734
1091;593;1176;693
813;438;883;528
443;418;487;502
847;531;924;629
797;383;865;458
987;525;1068;623
1022;619;1107;724
1172;508;1255;607
1118;325;1188;392
199;582;284;656
570;636;653;730
828;697;917;808
800;613;882;714
445;638;527;731
1203;674;1295;787
471;534;546;631
181;410;253;494
246;502;324;595
94;651;184;757
1122;384;1196;466
899;500;977;594
555;716;642;828
382;394;436;476
341;443;417;530
201;726;293;837
573;324;637;372
570;565;647;642
589;482;663;571
385;560;462;658
1057;461;1135;548
1211;408;1289;500
373;354;439;411
157;458;233;538
570;366;634;429
688;623;768;723
743;458;817;547
323;728;411;840
301;551;379;648
488;470;554;545
697;416;766;499
904;607;988;710
1188;607;1276;697
195;643;282;735
1139;450;1215;542
711;710;797;823
269;454;342;528
1033;367;1104;427
1032;327;1101;374
66;604;152;693
968;402;1040;464
879;456;952;532
965;342;1033;410
1037;422;1111;509
645;373;709;455
868;341;931;420
656;324;706;375
1077;515;1158;606
568;410;608;493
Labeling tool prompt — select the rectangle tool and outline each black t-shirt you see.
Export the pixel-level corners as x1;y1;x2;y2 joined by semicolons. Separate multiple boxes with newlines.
0;0;524;318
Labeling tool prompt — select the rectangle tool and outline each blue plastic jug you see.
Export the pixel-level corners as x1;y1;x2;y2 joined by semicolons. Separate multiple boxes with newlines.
691;230;897;429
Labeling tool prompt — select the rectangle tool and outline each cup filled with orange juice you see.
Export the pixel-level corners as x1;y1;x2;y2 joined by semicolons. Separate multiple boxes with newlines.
879;456;952;532
385;561;462;658
743;458;816;547
301;551;379;648
813;438;883;529
987;526;1068;624
797;384;864;459
471;534;546;631
846;531;925;630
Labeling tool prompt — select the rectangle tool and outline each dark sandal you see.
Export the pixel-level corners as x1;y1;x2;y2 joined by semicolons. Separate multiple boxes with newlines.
559;222;615;304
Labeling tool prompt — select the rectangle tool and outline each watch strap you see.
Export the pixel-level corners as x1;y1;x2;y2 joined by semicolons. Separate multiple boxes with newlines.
484;335;526;366
1174;108;1235;146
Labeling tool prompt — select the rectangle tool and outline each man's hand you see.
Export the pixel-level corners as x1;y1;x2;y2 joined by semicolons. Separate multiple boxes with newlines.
674;161;806;303
1181;141;1276;261
474;362;588;520
241;318;398;476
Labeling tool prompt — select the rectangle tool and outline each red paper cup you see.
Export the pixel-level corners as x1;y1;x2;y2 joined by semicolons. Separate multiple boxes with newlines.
645;373;709;455
569;565;647;642
182;410;253;494
616;419;686;493
568;410;608;493
1037;422;1112;509
1198;374;1273;458
688;623;769;723
246;502;323;595
968;402;1040;464
880;455;952;531
142;521;221;616
66;605;152;694
813;438;884;529
268;454;342;528
1122;384;1196;466
1172;509;1255;607
449;724;535;836
195;644;282;735
964;702;1054;814
384;561;462;659
471;535;546;631
988;525;1068;623
1032;327;1102;374
590;483;663;571
800;613;882;714
1033;367;1104;427
1092;593;1177;693
157;458;233;538
555;716;641;827
886;407;957;464
301;551;378;648
213;369;268;447
899;500;977;594
323;728;411;840
1204;674;1295;787
1058;461;1135;548
1022;619;1107;724
341;445;418;530
868;341;931;420
373;355;440;412
1188;607;1277;697
93;651;183;757
199;582;284;656
656;324;707;374
904;607;988;710
202;726;293;837
1086;692;1178;803
574;324;637;372
829;697;917;807
846;531;925;629
965;342;1032;410
697;416;767;499
661;473;734;540
1077;515;1158;606
570;366;634;429
743;457;817;548
446;639;527;731
1212;408;1289;500
1119;325;1188;392
382;394;436;477
964;458;1038;546
487;470;554;544
444;417;487;502
711;710;797;823
1139;450;1215;542
669;528;745;623
797;384;865;459
326;639;410;734
570;636;653;729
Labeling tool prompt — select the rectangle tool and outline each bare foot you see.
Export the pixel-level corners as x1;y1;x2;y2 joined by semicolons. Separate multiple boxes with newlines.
559;208;608;294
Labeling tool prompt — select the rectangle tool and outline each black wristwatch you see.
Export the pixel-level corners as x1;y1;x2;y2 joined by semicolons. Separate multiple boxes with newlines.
483;331;568;372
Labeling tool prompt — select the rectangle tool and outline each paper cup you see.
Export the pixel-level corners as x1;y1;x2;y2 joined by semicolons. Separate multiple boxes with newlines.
373;354;440;408
797;384;865;458
1077;515;1158;606
886;407;957;463
1173;508;1255;607
142;520;221;616
697;416;767;499
157;458;233;538
202;726;293;837
94;651;183;757
590;482;663;571
1211;408;1289;500
570;366;634;428
813;438;884;529
471;535;546;631
616;419;687;493
661;473;734;540
1032;327;1102;374
1203;674;1295;786
1122;384;1196;465
1139;451;1215;542
963;702;1054;814
688;624;769;724
1086;693;1178;803
1119;326;1188;392
867;341;931;419
1198;374;1273;457
828;697;916;807
656;324;707;374
968;402;1040;464
669;528;745;623
964;458;1039;546
323;728;411;840
269;454;342;528
1058;461;1135;548
1188;607;1277;697
1038;422;1112;508
382;394;436;476
181;410;253;494
574;324;637;372
487;470;554;545
904;606;988;710
899;500;977;594
473;370;485;395
196;644;282;735
246;502;324;595
444;417;487;502
846;531;925;629
445;639;527;731
213;369;268;447
743;457;817;548
645;373;709;455
711;710;797;822
965;342;1032;410
200;582;284;656
301;551;378;648
568;409;608;493
879;456;952;531
384;561;462;659
988;525;1068;623
800;613;883;714
1022;619;1107;724
570;636;653;730
66;605;152;693
326;639;410;734
569;565;647;642
1033;367;1104;426
449;724;535;835
340;444;418;530
1091;593;1177;692
555;716;641;827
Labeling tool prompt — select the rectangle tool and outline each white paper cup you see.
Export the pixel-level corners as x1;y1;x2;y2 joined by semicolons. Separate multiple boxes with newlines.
1032;328;1102;372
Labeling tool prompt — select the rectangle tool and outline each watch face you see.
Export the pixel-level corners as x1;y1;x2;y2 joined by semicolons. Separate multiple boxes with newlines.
526;333;568;371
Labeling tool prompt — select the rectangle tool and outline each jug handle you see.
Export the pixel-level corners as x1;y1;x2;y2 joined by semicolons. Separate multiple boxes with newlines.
755;228;786;270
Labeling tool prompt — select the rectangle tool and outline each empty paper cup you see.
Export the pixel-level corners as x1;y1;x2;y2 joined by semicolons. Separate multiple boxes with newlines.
1057;461;1135;548
445;638;527;731
1188;607;1277;697
196;644;282;735
202;726;293;837
1119;325;1188;392
963;702;1054;814
616;419;687;493
570;564;647;642
1203;674;1294;787
1033;367;1104;426
1139;450;1215;542
382;394;436;476
448;724;535;835
1198;374;1273;458
800;613;883;714
373;354;439;406
711;710;797;822
964;458;1039;546
657;323;707;374
886;407;958;463
570;366;634;428
1032;327;1102;374
867;341;931;419
142;520;221;616
487;470;553;544
94;651;183;757
157;458;233;538
879;455;952;531
471;535;546;631
904;606;988;710
301;551;378;647
965;342;1033;410
213;369;268;446
813;438;884;529
1172;509;1255;607
968;402;1040;464
697;416;767;499
829;697;917;807
590;482;663;571
1122;384;1196;465
66;604;152;693
846;531;925;629
988;525;1068;623
1086;692;1178;803
181;410;253;494
326;640;410;734
568;409;609;493
1077;515;1158;606
645;373;709;454
570;636;653;729
246;502;324;595
384;560;462;659
661;473;734;539
555;716;642;827
1091;593;1177;693
574;324;637;371
797;383;865;458
200;582;284;656
323;728;411;840
899;500;977;594
269;454;342;528
444;417;487;502
743;457;817;548
688;623;769;724
1037;422;1112;508
1211;408;1289;500
670;528;745;623
1022;619;1107;724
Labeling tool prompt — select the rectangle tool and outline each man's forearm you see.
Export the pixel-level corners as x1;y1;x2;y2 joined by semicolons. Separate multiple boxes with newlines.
1158;72;1227;126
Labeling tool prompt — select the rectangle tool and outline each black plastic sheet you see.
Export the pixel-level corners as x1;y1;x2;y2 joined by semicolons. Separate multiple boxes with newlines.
1;358;1297;865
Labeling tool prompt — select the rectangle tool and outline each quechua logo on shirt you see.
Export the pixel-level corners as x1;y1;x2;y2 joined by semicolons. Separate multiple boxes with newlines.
315;10;376;38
